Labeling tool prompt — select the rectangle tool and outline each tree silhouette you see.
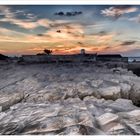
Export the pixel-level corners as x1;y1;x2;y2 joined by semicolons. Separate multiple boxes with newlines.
43;49;52;55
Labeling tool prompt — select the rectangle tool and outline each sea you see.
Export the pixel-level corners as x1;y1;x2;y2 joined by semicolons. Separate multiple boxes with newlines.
128;57;140;63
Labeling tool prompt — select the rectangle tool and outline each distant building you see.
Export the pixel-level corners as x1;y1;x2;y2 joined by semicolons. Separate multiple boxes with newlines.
97;54;128;62
19;50;97;64
0;54;9;60
80;49;85;55
18;51;128;64
0;54;10;65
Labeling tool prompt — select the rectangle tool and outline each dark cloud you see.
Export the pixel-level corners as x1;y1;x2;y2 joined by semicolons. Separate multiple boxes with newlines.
36;33;51;38
104;46;111;50
56;30;61;33
77;42;83;45
54;11;82;17
121;41;136;46
97;31;107;36
37;33;44;36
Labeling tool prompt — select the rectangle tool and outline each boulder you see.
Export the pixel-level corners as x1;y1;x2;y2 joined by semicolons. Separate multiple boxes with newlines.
129;81;140;105
97;86;121;100
119;83;131;99
76;81;98;99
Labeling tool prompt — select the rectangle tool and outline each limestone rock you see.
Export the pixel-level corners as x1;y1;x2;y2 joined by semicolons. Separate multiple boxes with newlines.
119;83;131;98
129;81;140;105
0;99;97;135
76;81;95;98
96;113;131;134
0;92;24;111
120;110;140;134
108;99;137;112
91;80;103;88
0;63;140;135
97;86;121;100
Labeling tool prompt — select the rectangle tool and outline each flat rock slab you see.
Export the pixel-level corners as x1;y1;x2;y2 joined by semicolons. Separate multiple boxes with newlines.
0;92;24;111
0;97;139;135
97;86;121;100
107;99;137;112
96;112;131;134
0;99;97;135
0;64;140;135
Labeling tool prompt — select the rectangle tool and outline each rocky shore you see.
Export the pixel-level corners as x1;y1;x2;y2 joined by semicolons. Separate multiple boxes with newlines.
0;63;140;135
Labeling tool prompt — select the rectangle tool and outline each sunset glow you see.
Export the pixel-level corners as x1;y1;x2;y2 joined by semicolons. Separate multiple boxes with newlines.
0;5;140;56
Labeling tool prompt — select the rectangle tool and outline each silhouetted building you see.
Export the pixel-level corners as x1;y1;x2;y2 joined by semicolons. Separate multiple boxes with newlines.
97;54;128;62
19;50;97;64
80;49;85;55
19;51;128;64
0;54;9;60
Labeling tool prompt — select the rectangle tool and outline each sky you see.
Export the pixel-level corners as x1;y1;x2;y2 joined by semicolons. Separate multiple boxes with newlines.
0;5;140;56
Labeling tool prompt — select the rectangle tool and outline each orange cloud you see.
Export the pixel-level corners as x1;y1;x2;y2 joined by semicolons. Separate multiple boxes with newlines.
0;22;117;56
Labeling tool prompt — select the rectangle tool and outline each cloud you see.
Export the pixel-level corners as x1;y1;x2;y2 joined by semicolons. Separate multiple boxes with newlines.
0;49;6;53
122;48;140;56
0;6;75;30
101;6;138;19
0;6;37;21
35;24;85;40
0;6;59;30
0;27;28;42
120;41;136;46
96;31;108;36
0;21;117;56
128;14;140;23
0;6;39;29
54;11;82;16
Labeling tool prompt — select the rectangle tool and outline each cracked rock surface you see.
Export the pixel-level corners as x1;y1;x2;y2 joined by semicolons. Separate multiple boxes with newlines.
0;63;140;135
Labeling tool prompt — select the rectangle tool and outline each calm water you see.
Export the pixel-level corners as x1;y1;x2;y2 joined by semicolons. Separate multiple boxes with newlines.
128;57;140;62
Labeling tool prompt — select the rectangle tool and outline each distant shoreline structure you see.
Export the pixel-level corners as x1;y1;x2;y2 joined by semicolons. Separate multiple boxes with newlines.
16;49;129;64
1;49;140;63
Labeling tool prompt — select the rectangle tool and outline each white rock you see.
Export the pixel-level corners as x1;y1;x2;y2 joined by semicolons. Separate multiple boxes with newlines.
119;83;131;98
127;110;140;121
97;113;119;126
108;99;137;112
0;92;24;111
91;80;103;88
97;86;121;100
96;113;128;134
